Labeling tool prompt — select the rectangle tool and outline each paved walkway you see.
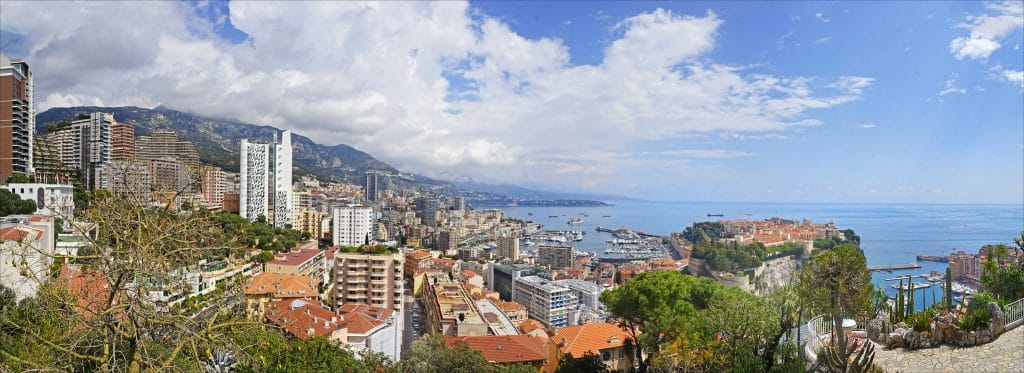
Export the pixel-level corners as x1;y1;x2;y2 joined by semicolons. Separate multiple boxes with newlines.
873;326;1024;372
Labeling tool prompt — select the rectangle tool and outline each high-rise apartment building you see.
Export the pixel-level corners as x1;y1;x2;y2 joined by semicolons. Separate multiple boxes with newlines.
364;172;379;202
135;130;198;169
239;131;292;227
273;132;292;227
111;122;135;161
496;235;520;261
537;245;573;270
32;136;76;184
512;275;578;328
332;205;373;246
333;250;404;311
199;165;228;205
0;55;33;181
66;113;113;189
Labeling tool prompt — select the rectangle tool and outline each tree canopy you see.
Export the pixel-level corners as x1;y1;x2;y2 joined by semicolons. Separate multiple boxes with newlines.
0;189;36;216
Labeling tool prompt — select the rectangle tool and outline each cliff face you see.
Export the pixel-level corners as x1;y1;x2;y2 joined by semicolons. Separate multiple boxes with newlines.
750;255;806;297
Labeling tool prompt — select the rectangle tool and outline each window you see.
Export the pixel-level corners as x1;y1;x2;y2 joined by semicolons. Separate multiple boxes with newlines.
618;349;624;360
602;351;610;361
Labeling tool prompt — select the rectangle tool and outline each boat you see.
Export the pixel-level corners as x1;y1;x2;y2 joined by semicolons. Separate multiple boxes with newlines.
548;215;559;218
602;215;611;218
528;212;533;216
707;213;724;217
891;282;933;290
568;218;583;225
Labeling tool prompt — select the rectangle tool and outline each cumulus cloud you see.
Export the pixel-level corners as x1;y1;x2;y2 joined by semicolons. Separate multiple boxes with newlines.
857;123;877;129
0;2;872;196
949;1;1023;60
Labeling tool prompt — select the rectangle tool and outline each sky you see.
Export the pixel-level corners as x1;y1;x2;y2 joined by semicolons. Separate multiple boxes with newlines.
1;1;1022;204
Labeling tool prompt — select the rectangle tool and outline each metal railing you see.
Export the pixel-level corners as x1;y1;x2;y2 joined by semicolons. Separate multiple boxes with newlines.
1004;298;1024;330
804;314;833;362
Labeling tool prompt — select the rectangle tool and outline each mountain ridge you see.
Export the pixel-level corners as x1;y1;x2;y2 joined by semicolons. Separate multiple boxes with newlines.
35;106;416;186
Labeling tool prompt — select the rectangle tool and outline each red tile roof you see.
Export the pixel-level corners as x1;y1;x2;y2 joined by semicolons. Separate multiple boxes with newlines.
244;273;319;298
494;300;526;312
269;249;323;266
0;226;43;241
324;246;339;260
56;265;112;318
337;303;394;334
265;299;342;340
519;319;545;334
553;322;633;358
445;335;547;364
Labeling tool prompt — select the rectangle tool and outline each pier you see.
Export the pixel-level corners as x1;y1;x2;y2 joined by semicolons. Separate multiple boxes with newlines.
868;263;921;271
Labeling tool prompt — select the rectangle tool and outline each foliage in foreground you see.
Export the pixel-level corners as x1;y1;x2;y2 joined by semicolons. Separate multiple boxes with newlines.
601;271;789;373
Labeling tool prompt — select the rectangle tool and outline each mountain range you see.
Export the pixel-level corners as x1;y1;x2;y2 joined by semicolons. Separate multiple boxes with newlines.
35;106;619;203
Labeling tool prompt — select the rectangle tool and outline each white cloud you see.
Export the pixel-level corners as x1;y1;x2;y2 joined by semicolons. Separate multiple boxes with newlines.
1002;69;1024;87
857;123;877;129
813;36;831;44
815;12;830;23
949;1;1024;60
0;2;872;195
939;78;967;96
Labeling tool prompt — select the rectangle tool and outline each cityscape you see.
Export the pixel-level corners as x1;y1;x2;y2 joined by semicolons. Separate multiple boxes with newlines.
0;1;1022;373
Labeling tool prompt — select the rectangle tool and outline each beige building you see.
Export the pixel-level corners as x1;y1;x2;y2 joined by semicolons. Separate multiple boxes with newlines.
422;271;487;337
496;235;520;261
333;249;404;311
265;249;327;285
538;245;573;270
295;209;326;239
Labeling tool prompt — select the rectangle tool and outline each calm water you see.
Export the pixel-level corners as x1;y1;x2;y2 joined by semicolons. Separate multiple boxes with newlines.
500;200;1024;310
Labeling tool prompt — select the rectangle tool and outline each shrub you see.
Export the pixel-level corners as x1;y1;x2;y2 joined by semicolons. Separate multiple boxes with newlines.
956;307;992;331
908;307;936;332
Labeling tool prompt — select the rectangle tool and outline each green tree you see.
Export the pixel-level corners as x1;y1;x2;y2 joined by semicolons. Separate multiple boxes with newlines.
5;173;30;183
236;336;365;372
797;244;872;368
0;189;37;216
400;335;492;373
944;267;953;310
555;352;608;373
601;271;699;373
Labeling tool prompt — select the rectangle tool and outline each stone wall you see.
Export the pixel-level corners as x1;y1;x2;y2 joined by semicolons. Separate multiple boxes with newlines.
868;302;1007;349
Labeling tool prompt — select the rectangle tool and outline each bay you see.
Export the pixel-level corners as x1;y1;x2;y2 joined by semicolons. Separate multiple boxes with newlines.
499;199;1024;310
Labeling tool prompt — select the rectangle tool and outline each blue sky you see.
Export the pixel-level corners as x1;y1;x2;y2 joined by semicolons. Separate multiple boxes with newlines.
1;1;1021;203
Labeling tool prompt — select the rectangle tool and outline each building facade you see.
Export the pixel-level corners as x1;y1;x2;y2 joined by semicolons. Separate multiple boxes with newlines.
332;205;373;246
332;251;404;311
2;183;75;218
496;235;520;261
538;246;574;270
364;172;378;202
0;55;33;181
111;122;135;161
512;275;578;328
239;132;291;227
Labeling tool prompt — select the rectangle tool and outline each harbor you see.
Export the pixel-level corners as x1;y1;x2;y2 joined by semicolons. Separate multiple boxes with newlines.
868;263;922;271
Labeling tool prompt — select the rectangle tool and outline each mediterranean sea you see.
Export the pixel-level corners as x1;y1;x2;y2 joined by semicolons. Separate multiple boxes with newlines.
499;200;1024;310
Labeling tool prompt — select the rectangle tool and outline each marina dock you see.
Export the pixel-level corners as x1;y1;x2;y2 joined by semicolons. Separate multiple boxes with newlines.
868;263;921;271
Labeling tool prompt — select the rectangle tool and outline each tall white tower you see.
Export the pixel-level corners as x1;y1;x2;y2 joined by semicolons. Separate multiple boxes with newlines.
273;131;293;228
239;139;269;221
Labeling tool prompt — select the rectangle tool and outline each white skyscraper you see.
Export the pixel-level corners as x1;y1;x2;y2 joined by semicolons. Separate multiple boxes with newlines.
239;131;292;227
273;131;293;228
332;205;373;247
239;139;269;221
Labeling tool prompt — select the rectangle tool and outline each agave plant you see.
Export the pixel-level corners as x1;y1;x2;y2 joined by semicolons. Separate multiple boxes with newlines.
203;349;237;373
